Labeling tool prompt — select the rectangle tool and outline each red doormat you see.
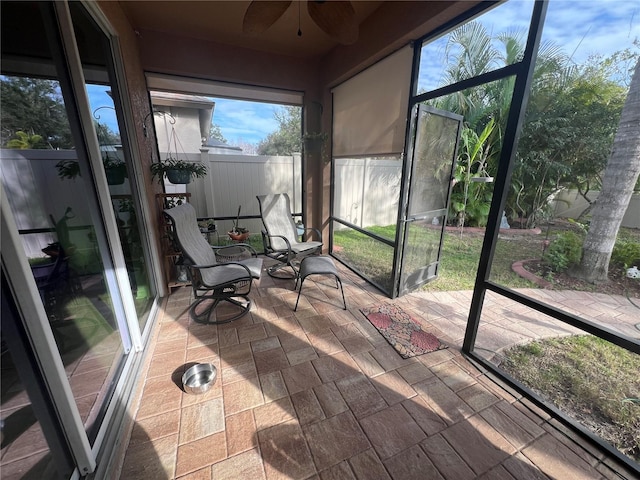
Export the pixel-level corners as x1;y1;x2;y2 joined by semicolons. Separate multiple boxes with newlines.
360;303;447;358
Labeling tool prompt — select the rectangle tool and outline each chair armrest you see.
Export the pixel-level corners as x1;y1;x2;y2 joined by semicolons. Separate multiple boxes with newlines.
190;261;253;277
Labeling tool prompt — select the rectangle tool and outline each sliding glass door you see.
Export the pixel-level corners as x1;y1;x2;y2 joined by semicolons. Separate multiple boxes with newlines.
1;1;157;477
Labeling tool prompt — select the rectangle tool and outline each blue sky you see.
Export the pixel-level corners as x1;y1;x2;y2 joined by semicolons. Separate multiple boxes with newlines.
88;0;639;146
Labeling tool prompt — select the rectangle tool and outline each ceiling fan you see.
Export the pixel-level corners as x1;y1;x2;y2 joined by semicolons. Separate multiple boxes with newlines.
243;1;358;45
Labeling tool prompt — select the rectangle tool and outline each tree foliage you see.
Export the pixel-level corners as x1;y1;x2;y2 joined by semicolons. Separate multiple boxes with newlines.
427;21;632;228
1;76;73;149
208;123;227;143
257;106;301;155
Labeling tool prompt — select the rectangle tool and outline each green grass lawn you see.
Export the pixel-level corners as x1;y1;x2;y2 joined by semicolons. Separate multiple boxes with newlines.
502;335;640;462
332;225;540;292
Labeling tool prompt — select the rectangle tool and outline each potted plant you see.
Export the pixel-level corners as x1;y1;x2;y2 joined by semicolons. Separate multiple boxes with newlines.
150;158;208;185
55;152;127;185
103;153;127;185
228;205;249;241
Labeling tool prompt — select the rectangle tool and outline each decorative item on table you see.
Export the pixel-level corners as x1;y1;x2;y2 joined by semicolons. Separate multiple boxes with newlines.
228;205;250;241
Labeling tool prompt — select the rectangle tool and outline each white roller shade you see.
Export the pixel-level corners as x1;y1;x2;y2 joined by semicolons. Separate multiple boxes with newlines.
332;45;413;157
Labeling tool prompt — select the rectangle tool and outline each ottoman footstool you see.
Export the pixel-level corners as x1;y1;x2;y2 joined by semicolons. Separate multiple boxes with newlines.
294;256;347;311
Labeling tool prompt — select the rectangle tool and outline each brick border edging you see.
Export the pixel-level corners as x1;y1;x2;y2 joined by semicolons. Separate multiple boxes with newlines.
512;259;552;289
444;226;542;235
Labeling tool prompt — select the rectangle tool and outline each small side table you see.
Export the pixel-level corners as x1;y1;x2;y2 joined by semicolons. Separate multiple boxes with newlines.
294;256;347;311
214;245;253;263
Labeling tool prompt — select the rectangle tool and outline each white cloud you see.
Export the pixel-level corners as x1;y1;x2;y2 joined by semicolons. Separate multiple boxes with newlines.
211;98;280;144
417;0;640;92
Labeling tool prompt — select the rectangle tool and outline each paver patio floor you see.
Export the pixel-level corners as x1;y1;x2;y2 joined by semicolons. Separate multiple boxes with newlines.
118;259;638;479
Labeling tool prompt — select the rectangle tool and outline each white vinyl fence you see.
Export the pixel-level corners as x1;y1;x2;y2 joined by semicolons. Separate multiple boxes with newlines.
552;190;640;229
333;157;402;230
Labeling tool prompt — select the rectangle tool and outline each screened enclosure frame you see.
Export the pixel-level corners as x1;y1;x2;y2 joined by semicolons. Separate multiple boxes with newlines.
330;0;639;473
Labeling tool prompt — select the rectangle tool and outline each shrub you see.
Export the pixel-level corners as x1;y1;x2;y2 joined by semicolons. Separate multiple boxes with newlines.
611;240;640;268
543;231;583;272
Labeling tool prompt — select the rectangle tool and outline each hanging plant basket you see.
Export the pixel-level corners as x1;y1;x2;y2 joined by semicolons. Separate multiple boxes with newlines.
228;231;250;242
166;169;192;184
106;165;126;185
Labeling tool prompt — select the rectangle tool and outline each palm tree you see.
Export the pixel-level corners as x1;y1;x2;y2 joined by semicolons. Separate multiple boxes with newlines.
571;59;640;283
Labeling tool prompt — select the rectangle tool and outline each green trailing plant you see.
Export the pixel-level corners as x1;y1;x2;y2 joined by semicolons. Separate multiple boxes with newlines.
56;152;126;180
543;231;583;272
149;158;207;185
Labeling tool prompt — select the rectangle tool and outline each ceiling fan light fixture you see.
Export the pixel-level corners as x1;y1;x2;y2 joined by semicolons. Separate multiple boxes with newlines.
242;0;358;45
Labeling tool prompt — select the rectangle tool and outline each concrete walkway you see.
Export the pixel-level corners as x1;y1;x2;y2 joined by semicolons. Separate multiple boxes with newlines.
399;288;640;364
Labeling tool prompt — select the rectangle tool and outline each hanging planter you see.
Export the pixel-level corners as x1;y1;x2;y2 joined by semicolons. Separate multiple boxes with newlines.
150;158;207;184
166;168;192;184
150;126;208;184
105;165;126;185
228;205;249;241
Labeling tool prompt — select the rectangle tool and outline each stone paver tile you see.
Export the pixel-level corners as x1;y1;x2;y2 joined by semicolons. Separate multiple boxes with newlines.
351;351;385;378
476;464;518;480
147;350;187;379
178;397;225;444
175;431;227;477
312;351;361;383
319;461;357;480
287;346;318;366
396;362;435;385
252;336;281;353
278;329;311;353
308;330;345;356
313;382;349;418
219;354;257;382
420;434;476;480
219;342;254;368
490;401;546;444
259;371;288;402
258;420;316;480
431;361;477;392
414;377;473;425
176;466;211;480
254;396;297;431
441;415;514;476
369;344;411;372
335;373;387;419
359;403;426;460
332;322;363;340
401;396;447;436
339;334;374;356
457;383;499;412
371;370;417;405
416;348;455;368
383;444;445;480
129;409;180;446
348;448;391;480
218;327;239;348
223;377;265;415
281;361;323;395
211;448;266;480
501;452;549;480
136;386;182;420
303;411;371;471
291;388;326;425
238;323;268;344
253;347;290;375
120;433;178;479
224;409;257;453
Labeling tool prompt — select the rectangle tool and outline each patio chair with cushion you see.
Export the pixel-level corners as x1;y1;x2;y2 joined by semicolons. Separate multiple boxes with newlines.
164;202;263;324
257;193;322;279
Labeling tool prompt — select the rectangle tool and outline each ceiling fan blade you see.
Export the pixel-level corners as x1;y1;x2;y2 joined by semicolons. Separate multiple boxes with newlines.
307;1;358;45
243;1;293;34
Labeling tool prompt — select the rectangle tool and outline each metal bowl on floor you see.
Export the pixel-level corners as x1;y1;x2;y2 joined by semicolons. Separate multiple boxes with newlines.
182;363;217;394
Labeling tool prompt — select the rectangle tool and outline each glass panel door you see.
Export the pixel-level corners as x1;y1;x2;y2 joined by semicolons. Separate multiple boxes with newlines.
397;104;462;296
0;5;136;474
